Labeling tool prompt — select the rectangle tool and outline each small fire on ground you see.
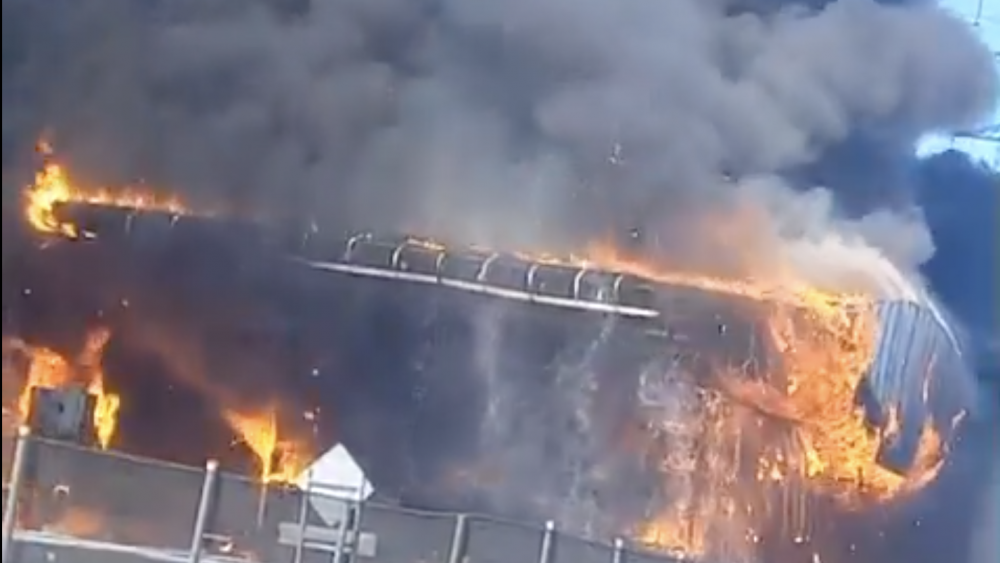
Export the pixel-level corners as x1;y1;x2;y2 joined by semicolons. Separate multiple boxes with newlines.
24;140;190;238
1;327;312;484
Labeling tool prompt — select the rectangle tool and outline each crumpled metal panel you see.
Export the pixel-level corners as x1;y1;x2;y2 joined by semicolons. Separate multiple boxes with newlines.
860;300;973;474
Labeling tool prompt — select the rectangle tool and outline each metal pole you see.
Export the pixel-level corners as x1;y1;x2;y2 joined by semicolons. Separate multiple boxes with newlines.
1;426;30;563
538;520;555;563
187;459;219;563
612;537;625;563
332;486;355;563
292;471;312;563
446;513;467;563
347;476;367;563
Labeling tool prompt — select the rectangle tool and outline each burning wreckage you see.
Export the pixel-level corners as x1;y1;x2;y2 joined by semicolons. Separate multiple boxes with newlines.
1;158;977;561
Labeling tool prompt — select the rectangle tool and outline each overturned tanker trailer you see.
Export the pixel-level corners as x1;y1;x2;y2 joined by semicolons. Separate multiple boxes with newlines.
7;201;978;558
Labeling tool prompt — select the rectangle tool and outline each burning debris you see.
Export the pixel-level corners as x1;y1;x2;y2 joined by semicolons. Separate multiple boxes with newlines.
3;328;119;448
24;142;191;239
1;341;316;485
2;320;313;485
2;151;977;562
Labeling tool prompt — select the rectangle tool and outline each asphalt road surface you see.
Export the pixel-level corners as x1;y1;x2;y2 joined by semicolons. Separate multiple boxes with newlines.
7;532;241;563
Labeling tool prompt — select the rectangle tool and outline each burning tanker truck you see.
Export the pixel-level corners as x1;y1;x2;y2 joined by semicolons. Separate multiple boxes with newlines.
1;158;979;562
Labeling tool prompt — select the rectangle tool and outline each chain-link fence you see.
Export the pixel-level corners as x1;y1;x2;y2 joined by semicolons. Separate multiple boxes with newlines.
1;429;685;563
1;432;14;519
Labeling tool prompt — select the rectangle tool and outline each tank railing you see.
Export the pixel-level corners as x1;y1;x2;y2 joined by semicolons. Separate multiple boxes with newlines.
1;428;686;563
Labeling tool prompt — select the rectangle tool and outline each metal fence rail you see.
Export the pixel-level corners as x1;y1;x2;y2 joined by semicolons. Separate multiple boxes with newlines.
0;428;686;563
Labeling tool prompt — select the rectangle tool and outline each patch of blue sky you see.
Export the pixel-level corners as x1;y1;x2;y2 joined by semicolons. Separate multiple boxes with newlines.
917;0;998;166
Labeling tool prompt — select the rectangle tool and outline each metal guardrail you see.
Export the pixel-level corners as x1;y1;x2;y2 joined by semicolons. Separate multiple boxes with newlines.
0;428;686;563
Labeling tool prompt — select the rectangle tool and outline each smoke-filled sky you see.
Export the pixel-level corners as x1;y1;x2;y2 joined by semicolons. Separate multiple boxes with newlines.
1;0;998;358
2;0;996;367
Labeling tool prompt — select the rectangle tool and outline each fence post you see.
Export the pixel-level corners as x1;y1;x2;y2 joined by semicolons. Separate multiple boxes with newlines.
1;426;30;563
447;513;468;563
612;537;625;563
333;476;368;563
538;520;555;563
187;459;219;563
293;470;312;563
332;484;365;563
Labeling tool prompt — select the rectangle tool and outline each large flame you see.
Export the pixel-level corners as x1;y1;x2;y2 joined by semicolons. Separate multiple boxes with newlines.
582;248;949;559
489;240;950;559
24;142;188;238
3;328;120;448
600;252;944;488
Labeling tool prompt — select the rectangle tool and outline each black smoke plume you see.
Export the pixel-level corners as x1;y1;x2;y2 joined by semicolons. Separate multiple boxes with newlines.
2;0;995;252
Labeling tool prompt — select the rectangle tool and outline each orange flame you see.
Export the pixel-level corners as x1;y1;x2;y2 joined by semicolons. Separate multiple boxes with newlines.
565;244;945;500
17;153;952;555
4;328;120;448
583;241;869;312
612;253;947;558
770;301;945;503
223;406;310;484
24;142;188;238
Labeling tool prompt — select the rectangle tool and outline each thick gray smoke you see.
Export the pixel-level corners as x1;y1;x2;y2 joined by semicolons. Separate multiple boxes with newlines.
2;0;995;268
